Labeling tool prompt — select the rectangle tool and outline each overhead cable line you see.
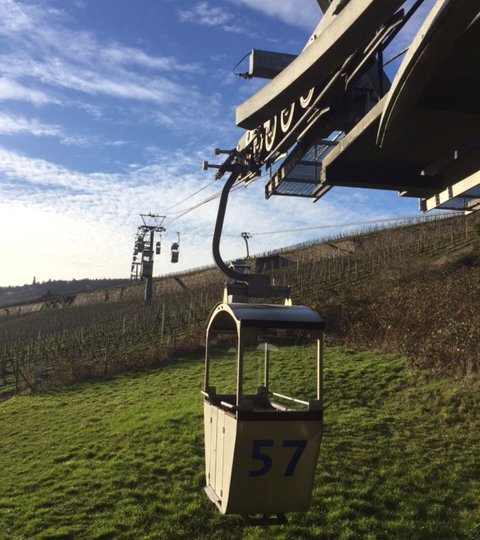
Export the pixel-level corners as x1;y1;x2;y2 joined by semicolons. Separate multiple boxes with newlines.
173;212;458;239
222;213;457;237
162;179;217;213
165;187;223;217
166;183;245;223
165;170;269;223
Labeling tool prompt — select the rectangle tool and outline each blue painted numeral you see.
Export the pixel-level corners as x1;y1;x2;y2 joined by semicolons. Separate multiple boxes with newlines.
248;439;273;477
248;439;307;477
283;440;307;476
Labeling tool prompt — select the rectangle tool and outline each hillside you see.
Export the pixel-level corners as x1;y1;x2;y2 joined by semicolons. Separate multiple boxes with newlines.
1;212;479;396
1;214;479;538
0;278;131;310
1;347;478;539
1;214;467;315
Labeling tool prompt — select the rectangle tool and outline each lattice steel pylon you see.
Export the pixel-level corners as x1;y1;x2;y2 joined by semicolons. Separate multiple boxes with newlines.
130;214;166;306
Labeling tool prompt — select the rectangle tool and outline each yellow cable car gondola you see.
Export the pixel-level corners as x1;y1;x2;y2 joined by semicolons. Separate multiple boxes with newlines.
202;302;324;519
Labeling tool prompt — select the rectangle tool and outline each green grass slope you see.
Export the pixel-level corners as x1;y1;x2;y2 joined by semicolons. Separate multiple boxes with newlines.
1;348;479;540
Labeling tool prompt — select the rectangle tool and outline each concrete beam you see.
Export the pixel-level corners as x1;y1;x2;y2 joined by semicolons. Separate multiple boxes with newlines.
422;170;480;212
323;173;443;195
378;0;480;149
321;97;385;170
320;98;446;195
236;0;404;129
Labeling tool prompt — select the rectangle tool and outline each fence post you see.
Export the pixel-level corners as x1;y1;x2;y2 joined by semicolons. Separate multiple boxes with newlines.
15;357;19;394
160;303;166;344
103;333;109;375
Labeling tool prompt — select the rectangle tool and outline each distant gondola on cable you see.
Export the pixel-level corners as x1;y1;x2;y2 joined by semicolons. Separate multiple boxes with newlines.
171;232;180;263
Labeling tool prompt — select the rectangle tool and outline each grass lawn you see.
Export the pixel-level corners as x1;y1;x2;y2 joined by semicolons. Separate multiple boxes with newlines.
0;347;479;539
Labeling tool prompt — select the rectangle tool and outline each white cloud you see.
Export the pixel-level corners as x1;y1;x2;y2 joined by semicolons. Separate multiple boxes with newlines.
0;0;199;74
0;0;236;139
98;45;201;73
229;0;321;31
0;0;204;108
0;204;125;284
0;113;128;148
0;78;57;105
0;113;61;137
178;1;250;34
0;147;118;192
0;53;198;107
179;2;232;26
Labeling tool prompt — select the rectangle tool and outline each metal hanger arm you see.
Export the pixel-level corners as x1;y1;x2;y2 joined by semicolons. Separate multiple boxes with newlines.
212;163;250;283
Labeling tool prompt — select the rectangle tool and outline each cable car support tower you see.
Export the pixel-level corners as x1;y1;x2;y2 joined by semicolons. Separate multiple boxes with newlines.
131;213;166;306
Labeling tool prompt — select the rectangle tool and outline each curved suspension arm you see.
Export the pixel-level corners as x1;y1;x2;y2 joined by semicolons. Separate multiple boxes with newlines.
212;163;251;283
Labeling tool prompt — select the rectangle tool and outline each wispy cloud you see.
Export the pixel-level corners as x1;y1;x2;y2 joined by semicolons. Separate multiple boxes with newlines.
0;0;203;108
0;147;119;193
0;77;57;105
178;1;250;34
0;0;239;143
229;0;321;31
179;2;232;27
0;49;199;107
0;145;216;208
0;113;61;137
0;112;127;148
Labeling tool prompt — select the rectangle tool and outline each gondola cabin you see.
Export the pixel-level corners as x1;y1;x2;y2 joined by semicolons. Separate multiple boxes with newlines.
202;302;324;517
171;242;179;263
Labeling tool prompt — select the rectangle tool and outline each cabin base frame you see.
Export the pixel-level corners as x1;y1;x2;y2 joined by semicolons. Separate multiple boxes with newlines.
204;400;323;516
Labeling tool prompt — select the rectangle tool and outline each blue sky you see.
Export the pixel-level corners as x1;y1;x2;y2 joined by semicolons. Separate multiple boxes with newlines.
0;0;434;286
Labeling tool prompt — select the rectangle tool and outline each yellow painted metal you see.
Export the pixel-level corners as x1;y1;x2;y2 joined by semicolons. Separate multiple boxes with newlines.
203;302;325;516
204;400;322;515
